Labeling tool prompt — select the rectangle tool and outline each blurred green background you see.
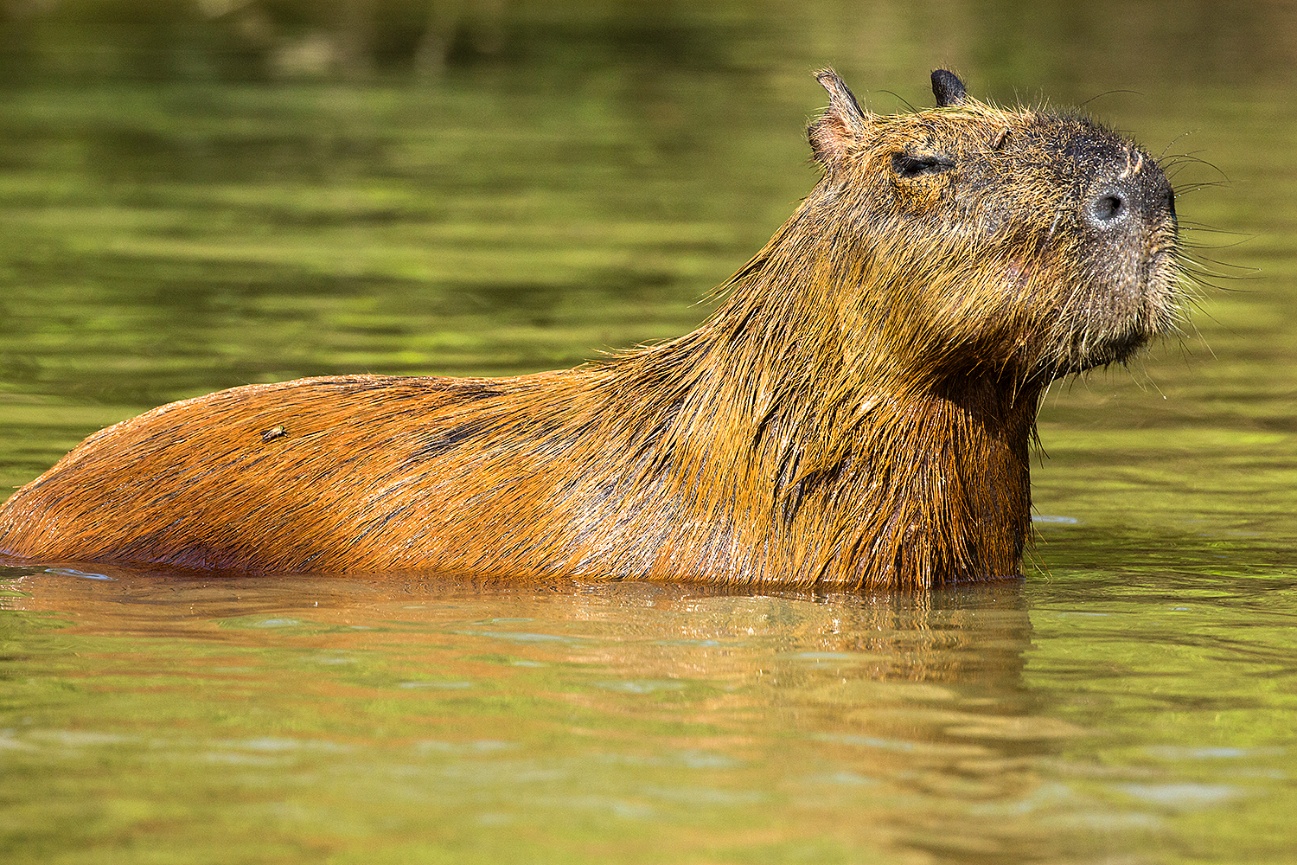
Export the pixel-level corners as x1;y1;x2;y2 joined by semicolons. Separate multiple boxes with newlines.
2;0;1294;88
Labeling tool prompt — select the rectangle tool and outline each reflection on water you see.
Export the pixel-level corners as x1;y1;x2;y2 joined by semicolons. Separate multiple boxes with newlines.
2;1;1297;862
3;562;1295;863
2;568;1048;862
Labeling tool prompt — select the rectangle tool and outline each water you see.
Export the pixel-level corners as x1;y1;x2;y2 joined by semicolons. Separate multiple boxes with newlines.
2;3;1296;863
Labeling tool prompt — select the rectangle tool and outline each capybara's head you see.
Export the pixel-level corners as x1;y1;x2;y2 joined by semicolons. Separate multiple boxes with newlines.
806;69;1180;390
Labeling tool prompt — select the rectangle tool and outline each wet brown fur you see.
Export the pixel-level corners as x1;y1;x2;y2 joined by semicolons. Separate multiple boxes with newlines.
0;70;1182;589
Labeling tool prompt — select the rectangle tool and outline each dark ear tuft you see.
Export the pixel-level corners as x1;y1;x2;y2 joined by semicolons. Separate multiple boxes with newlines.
931;69;968;107
809;68;870;172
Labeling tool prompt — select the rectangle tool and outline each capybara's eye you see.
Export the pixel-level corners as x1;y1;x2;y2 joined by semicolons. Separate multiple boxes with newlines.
892;152;956;178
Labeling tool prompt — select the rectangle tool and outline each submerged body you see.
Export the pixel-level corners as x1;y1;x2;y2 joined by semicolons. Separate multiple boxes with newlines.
0;70;1181;589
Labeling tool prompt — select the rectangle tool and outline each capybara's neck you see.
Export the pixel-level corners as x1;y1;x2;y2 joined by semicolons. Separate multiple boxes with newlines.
596;202;1039;588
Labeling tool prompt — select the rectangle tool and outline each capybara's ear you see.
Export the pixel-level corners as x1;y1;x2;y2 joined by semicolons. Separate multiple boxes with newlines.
931;69;968;107
809;69;871;173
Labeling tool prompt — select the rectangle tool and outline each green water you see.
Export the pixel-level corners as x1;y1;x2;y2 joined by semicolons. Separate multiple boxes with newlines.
2;4;1296;863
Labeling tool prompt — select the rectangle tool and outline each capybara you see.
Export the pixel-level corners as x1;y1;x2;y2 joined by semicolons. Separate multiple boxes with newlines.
0;69;1181;589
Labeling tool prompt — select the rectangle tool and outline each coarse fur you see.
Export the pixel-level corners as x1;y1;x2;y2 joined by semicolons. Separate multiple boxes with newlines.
0;70;1182;590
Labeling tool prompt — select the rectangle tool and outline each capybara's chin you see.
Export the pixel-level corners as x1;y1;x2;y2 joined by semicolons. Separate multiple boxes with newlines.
0;68;1185;590
1045;241;1182;378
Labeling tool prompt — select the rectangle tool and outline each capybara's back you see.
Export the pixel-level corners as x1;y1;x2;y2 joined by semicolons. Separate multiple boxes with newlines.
0;69;1181;589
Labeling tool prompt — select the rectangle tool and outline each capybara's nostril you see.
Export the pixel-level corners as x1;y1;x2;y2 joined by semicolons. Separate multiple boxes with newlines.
1087;190;1128;226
